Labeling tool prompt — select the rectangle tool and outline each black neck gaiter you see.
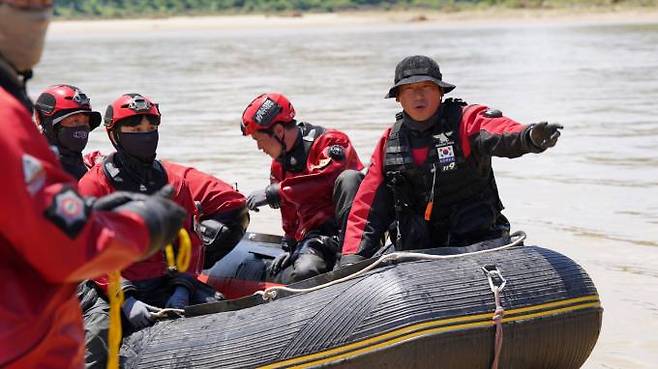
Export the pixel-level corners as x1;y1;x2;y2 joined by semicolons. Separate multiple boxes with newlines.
118;131;159;163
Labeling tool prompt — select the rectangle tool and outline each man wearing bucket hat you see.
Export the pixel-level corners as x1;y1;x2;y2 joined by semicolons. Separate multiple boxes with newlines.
0;1;187;368
340;55;562;265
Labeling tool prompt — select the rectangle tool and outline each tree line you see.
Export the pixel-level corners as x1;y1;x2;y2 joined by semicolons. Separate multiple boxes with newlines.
53;0;653;18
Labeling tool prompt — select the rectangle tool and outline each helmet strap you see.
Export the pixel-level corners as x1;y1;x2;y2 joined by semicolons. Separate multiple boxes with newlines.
38;114;57;145
270;128;288;160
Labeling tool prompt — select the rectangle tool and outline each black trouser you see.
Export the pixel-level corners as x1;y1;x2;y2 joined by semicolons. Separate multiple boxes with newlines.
333;169;365;246
275;170;364;284
77;276;221;369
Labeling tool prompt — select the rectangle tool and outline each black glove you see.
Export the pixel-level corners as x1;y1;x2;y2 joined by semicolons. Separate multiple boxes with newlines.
529;122;563;150
268;251;293;276
122;296;159;329
165;286;190;309
115;185;187;259
246;183;281;212
268;237;298;275
337;254;367;268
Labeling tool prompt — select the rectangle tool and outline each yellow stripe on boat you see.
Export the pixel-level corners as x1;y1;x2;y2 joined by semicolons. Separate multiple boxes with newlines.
258;295;601;369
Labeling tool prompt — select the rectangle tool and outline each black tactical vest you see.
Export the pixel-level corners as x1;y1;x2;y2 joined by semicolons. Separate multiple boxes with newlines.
280;121;326;173
102;152;168;194
383;99;504;249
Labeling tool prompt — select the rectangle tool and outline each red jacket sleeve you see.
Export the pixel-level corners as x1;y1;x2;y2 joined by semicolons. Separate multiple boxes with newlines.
278;130;364;240
271;161;299;240
460;104;540;159
279;130;364;208
0;91;149;284
164;162;246;218
78;165;112;198
341;129;395;257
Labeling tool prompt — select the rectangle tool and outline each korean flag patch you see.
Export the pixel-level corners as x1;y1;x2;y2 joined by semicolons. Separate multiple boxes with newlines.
438;145;457;172
438;145;455;164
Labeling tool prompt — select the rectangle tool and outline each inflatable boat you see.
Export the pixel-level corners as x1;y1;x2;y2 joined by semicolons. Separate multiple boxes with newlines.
121;232;602;369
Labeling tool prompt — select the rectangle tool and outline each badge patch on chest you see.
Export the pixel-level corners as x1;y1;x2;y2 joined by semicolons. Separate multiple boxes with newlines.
437;145;457;172
44;187;90;239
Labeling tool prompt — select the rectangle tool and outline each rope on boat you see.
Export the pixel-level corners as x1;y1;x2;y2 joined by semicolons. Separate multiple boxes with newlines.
482;265;507;369
254;231;526;302
106;228;191;369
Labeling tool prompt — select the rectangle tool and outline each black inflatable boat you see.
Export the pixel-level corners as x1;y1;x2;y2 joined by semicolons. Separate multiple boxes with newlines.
121;232;602;369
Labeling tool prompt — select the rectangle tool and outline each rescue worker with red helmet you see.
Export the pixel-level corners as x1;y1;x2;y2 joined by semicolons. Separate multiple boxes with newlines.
241;92;364;283
0;1;187;368
34;84;102;179
340;55;563;266
77;93;235;369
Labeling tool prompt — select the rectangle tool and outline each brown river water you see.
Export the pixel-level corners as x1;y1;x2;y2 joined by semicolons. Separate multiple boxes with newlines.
30;16;658;368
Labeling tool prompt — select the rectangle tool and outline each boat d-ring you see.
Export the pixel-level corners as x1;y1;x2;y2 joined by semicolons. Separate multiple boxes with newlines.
482;264;507;369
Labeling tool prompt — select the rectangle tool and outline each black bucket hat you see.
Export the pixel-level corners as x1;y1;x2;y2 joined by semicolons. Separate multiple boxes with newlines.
385;55;456;98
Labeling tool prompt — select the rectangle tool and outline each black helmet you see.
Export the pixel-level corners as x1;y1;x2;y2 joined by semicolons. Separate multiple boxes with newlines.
385;55;456;98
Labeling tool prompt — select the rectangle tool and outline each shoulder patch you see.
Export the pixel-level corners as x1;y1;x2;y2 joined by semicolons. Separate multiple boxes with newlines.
44;187;90;239
444;98;468;106
328;145;345;161
23;154;46;196
303;129;318;142
483;108;503;118
104;160;120;178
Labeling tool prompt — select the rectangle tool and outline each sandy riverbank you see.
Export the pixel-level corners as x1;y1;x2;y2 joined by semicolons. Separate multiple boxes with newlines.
48;7;658;35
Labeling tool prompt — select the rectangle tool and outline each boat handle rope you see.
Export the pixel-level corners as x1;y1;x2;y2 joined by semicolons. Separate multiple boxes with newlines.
254;230;526;302
106;228;191;369
482;265;507;369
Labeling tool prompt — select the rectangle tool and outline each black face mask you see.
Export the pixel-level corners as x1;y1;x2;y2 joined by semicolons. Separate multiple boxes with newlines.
57;126;89;153
118;131;159;162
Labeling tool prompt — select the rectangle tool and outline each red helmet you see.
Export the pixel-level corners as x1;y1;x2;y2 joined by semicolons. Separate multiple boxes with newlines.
34;84;102;131
241;92;295;136
103;93;161;131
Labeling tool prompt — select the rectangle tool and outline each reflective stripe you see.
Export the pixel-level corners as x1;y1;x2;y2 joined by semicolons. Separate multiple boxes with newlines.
258;295;601;369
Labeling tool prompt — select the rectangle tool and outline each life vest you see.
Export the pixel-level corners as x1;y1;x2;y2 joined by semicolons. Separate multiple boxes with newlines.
383;99;504;249
102;152;168;194
277;121;326;173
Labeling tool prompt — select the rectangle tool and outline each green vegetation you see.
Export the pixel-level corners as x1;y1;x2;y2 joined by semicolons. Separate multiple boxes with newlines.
53;0;658;18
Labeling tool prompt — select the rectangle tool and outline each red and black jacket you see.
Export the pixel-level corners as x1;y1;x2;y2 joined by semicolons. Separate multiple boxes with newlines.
78;153;204;294
1;68;151;369
165;162;248;268
271;122;363;241
342;99;543;257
